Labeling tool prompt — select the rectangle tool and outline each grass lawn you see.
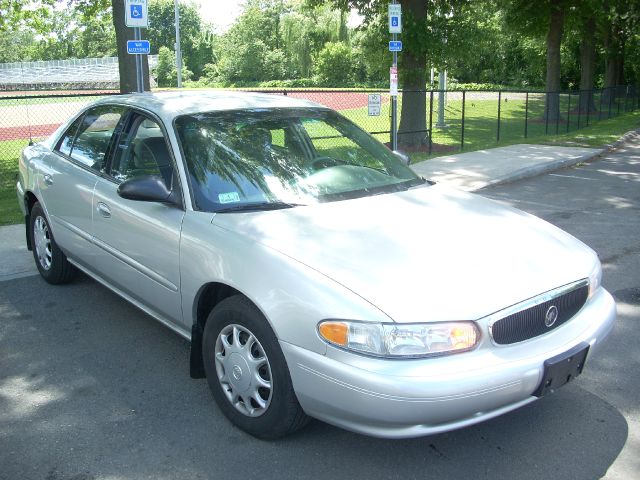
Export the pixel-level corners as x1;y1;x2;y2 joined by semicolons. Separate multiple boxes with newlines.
1;100;638;226
0;139;28;226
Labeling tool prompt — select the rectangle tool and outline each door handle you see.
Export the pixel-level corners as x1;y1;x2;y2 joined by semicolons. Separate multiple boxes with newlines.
96;202;111;218
43;174;53;186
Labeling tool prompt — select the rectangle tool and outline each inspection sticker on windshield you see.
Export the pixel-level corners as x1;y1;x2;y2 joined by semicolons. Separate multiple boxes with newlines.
218;192;240;204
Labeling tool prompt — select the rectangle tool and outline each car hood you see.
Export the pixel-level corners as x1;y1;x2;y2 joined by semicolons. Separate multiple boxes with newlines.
211;184;597;323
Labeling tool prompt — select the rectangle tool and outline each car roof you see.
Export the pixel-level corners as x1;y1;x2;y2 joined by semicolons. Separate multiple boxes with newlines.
93;90;326;119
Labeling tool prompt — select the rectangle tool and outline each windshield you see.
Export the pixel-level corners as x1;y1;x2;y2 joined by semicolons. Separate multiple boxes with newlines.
174;108;424;212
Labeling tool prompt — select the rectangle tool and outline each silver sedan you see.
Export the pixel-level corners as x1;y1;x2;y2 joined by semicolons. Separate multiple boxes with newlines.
16;91;616;439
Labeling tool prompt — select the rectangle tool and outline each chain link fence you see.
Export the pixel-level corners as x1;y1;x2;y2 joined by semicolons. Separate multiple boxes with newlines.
1;86;638;189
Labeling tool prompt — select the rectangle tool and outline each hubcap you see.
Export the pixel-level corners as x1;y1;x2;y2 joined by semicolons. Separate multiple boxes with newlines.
215;324;273;417
33;216;52;271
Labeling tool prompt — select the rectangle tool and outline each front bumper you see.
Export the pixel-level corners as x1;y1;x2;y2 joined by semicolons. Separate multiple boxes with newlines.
281;287;616;438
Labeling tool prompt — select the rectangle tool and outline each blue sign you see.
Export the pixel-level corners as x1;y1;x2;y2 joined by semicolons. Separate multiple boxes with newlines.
391;17;399;27
389;41;402;52
127;40;150;55
130;5;143;19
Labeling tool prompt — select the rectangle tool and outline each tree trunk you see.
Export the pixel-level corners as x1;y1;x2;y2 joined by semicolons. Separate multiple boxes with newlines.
397;0;427;149
112;0;150;93
602;21;624;110
544;1;564;122
578;16;596;113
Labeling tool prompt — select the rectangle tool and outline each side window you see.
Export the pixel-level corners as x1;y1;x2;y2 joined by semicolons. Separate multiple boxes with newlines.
111;115;174;189
56;114;84;156
69;106;126;171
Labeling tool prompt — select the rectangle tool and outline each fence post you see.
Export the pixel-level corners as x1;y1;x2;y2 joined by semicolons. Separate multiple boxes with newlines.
555;91;560;135
625;85;629;112
566;92;571;133
497;90;502;142
617;87;622;115
577;91;581;130
545;92;550;135
524;91;529;138
608;87;613;118
461;90;466;150
428;90;434;155
598;89;604;121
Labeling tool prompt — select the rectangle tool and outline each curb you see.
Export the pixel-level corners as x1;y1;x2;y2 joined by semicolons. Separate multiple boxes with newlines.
475;128;640;191
474;148;605;191
603;127;640;151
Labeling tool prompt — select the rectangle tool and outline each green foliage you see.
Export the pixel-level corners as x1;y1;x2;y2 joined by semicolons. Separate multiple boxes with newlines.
315;41;353;86
147;0;213;78
154;46;192;87
1;0;639;93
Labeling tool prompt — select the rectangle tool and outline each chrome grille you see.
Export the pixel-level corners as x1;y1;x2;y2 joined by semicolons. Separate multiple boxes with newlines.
490;282;589;345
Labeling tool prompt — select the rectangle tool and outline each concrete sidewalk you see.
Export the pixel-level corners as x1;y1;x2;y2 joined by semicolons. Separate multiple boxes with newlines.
410;143;603;191
0;138;630;281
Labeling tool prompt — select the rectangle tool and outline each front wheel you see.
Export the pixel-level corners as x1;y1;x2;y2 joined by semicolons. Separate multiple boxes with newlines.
202;295;309;439
30;202;75;284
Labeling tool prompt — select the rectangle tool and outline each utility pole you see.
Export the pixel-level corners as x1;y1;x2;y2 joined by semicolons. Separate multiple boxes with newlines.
174;0;183;88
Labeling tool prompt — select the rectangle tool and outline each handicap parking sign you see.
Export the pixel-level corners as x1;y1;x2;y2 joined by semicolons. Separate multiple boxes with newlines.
125;0;148;27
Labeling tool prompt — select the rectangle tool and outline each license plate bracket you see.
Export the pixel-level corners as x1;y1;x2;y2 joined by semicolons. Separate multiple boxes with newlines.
533;342;590;397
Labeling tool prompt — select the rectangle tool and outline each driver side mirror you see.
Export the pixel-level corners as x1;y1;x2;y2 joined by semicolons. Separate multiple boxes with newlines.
393;150;411;166
117;174;179;205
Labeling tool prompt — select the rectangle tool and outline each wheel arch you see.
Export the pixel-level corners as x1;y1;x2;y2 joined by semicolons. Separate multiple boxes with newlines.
190;281;244;379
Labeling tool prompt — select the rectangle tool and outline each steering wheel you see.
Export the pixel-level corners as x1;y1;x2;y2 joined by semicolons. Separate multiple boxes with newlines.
307;156;346;171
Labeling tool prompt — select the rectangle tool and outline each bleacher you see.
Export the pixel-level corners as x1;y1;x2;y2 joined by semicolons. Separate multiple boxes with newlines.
0;56;158;91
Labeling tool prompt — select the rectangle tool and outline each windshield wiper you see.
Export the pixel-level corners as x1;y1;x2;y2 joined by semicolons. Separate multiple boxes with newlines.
214;201;306;213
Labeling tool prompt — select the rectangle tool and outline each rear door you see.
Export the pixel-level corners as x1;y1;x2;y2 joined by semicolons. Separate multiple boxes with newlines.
92;110;185;325
37;105;126;263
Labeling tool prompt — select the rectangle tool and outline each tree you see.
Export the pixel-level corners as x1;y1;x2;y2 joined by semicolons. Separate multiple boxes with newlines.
70;0;150;92
154;45;193;86
316;41;353;85
500;0;574;121
0;0;56;33
147;0;212;78
578;13;597;112
544;0;565;122
111;0;150;92
600;1;640;105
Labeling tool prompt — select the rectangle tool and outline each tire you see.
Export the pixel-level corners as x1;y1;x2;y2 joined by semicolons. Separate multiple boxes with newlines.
202;295;309;439
30;202;75;284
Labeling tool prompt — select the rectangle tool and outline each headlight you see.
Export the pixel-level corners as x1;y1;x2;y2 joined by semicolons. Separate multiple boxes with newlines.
588;261;602;298
318;320;480;358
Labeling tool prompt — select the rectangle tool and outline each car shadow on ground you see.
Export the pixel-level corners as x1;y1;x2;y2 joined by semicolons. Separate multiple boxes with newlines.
0;273;628;480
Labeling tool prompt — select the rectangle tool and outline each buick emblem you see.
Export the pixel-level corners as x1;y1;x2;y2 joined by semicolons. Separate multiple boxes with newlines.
545;305;559;327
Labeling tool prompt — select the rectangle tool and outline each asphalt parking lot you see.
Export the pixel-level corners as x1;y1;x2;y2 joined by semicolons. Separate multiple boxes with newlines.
1;138;639;480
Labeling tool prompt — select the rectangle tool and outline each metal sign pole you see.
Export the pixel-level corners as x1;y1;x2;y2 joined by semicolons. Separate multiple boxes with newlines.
174;0;183;88
389;1;401;152
126;0;148;93
391;31;398;151
134;27;143;92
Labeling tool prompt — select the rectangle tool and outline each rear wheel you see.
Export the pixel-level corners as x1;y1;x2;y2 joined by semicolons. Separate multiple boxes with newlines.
202;295;309;439
30;202;75;284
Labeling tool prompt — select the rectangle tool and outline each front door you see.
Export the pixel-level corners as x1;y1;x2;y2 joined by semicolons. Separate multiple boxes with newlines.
92;111;185;326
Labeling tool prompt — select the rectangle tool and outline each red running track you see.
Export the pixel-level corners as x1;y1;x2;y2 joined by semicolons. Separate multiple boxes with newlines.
0;91;386;142
0;123;59;142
